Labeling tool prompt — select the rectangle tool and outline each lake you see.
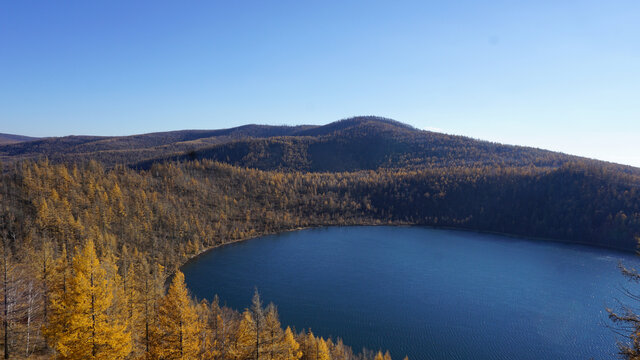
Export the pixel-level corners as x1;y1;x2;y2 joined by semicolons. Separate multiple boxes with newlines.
181;226;639;360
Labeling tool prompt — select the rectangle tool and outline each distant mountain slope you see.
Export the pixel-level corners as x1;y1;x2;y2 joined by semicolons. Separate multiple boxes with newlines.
0;124;313;165
141;116;610;172
0;133;40;145
1;117;638;176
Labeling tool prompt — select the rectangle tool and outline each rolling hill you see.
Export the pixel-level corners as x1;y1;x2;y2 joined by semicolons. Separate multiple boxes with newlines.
0;133;40;145
4;117;635;175
153;117;576;172
0;124;311;166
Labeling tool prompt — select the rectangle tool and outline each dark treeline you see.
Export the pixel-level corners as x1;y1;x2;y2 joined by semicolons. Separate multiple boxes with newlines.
358;162;640;250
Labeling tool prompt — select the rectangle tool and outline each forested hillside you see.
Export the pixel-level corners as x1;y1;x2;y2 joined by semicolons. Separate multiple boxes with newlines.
153;118;578;172
0;125;311;166
7;117;633;173
1;117;639;358
0;134;39;145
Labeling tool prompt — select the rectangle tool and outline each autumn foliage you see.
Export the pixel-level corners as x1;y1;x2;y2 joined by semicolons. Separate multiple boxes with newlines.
0;154;638;358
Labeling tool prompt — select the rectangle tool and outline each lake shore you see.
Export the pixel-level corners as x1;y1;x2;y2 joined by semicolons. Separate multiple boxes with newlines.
181;221;636;273
182;225;636;360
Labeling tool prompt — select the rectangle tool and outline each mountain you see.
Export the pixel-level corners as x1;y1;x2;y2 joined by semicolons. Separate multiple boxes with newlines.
4;117;635;175
153;117;576;172
0;124;313;166
0;133;40;145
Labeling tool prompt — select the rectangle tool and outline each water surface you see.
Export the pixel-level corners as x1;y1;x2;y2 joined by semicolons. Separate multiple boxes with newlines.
182;226;638;360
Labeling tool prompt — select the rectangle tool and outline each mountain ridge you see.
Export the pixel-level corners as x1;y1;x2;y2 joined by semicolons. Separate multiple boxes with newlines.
1;117;638;174
0;133;41;145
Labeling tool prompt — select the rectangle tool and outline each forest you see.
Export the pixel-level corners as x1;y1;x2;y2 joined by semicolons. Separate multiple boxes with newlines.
0;118;639;358
1;159;414;358
5;117;633;172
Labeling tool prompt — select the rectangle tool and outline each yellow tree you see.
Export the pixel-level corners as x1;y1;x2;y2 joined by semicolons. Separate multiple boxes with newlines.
116;245;142;356
263;303;284;360
305;331;316;360
154;270;201;360
294;330;314;360
205;295;225;359
234;289;268;360
45;239;131;360
374;351;393;360
234;310;256;360
282;327;302;360
316;338;330;360
195;300;213;359
43;244;70;348
127;248;156;359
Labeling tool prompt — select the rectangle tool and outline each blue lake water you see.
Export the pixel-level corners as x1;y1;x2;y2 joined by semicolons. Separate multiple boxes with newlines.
181;226;639;360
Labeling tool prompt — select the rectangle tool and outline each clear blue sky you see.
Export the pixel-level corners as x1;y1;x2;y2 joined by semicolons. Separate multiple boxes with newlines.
1;1;638;166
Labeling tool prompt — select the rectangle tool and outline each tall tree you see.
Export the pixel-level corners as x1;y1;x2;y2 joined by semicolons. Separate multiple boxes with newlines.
1;230;15;359
282;327;302;360
234;290;268;360
154;270;201;360
235;310;257;360
44;239;131;359
263;303;285;360
250;289;266;360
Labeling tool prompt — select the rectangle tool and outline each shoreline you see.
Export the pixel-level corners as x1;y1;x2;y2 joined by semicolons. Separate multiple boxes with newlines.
180;222;637;272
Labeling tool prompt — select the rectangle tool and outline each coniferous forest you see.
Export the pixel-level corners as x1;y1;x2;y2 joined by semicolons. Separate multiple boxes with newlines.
0;117;639;358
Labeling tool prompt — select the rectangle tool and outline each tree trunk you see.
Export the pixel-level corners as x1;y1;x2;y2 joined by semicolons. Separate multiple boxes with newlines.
3;241;9;360
91;271;96;357
255;316;259;360
25;281;32;358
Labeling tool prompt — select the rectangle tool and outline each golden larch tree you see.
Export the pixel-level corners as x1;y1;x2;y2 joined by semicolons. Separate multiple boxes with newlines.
316;337;330;360
154;270;201;360
45;239;131;360
263;303;285;360
282;326;302;360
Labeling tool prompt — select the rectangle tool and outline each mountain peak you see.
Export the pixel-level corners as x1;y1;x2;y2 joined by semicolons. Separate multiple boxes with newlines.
293;116;416;137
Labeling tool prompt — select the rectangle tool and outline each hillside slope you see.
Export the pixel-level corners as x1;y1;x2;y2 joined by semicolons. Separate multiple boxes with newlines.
3;117;637;175
0;133;40;145
0;124;312;165
143;117;635;173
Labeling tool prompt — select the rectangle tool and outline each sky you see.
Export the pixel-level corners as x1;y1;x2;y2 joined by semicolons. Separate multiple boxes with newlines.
0;1;639;166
